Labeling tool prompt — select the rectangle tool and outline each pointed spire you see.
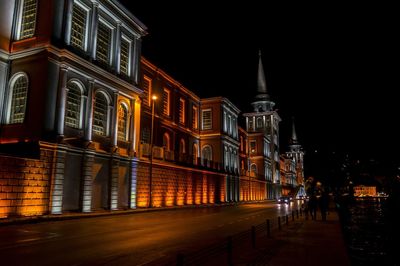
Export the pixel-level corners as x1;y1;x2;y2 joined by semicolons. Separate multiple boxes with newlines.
291;117;298;144
257;50;267;94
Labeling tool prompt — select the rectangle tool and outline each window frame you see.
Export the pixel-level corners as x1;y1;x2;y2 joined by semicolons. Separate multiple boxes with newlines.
96;17;115;65
15;0;38;40
202;108;212;130
65;80;85;129
179;98;185;124
92;90;111;137
119;34;132;76
69;0;90;51
117;101;129;141
5;72;29;124
192;105;198;129
162;88;170;117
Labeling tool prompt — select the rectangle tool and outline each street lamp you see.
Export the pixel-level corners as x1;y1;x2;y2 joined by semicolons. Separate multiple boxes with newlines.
149;94;157;208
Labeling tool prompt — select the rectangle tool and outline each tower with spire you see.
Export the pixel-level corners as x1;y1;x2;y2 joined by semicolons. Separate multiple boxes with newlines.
286;117;305;193
242;51;282;199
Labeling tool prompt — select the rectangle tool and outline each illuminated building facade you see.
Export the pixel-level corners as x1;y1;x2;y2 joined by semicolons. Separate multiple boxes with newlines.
0;0;146;217
243;52;281;199
285;119;305;197
135;59;227;207
0;1;295;218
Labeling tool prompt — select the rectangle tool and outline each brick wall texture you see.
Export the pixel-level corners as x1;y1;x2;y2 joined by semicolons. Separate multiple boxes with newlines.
0;149;55;218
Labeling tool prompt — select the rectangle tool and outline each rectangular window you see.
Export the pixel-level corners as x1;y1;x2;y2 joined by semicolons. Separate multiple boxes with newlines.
163;88;170;116
70;3;88;50
192;106;198;129
96;22;112;65
142;76;152;106
179;98;185;124
202;109;212;130
120;38;130;76
19;0;37;39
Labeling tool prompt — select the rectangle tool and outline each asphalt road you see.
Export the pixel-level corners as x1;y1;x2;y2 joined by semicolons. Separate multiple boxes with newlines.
0;201;301;265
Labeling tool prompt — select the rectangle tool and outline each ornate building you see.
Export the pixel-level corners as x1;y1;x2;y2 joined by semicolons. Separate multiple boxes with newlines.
0;0;147;217
0;0;303;219
242;52;281;199
285;118;305;197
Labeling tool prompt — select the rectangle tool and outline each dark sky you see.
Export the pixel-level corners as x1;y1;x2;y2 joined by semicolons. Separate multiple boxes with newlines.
120;1;398;165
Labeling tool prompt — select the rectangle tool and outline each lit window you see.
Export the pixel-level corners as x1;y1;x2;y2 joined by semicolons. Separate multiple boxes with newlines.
117;103;128;141
96;22;112;65
7;74;28;124
70;2;88;50
192;106;198;129
18;0;37;40
202;109;212;130
93;92;108;136
120;38;131;76
163;88;170;116
65;81;83;129
142;76;152;106
179;98;185;124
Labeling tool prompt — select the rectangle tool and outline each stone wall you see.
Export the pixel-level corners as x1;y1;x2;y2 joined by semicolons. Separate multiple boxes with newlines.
239;177;267;201
0;148;55;218
136;161;226;208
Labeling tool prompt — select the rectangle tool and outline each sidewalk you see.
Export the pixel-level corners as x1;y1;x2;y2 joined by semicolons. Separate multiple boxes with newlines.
0;200;272;226
206;208;351;266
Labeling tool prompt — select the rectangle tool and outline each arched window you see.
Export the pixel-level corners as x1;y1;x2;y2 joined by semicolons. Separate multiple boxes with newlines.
192;143;198;165
179;139;185;154
163;132;170;151
117;103;128;141
202;145;212;165
250;164;257;177
65;81;84;129
93;91;109;136
7;73;29;124
17;0;38;40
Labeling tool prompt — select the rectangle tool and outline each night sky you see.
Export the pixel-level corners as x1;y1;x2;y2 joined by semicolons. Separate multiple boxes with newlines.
120;1;398;168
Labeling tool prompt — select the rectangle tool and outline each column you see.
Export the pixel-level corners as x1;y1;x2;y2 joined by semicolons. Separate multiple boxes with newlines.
109;157;119;210
90;2;99;59
50;149;67;214
128;98;136;156
55;65;68;137
132;98;141;156
132;38;141;84
114;22;121;72
129;158;139;209
84;80;94;142
64;0;73;45
111;91;119;148
0;61;9;123
81;151;95;212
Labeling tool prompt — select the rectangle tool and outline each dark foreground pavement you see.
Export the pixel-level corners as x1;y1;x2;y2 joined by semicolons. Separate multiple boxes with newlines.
164;206;351;266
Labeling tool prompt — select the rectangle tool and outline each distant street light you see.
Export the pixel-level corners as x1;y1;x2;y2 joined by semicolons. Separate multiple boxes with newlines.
149;95;157;208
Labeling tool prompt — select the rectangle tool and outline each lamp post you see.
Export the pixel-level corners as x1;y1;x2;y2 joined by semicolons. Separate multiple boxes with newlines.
149;95;157;208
